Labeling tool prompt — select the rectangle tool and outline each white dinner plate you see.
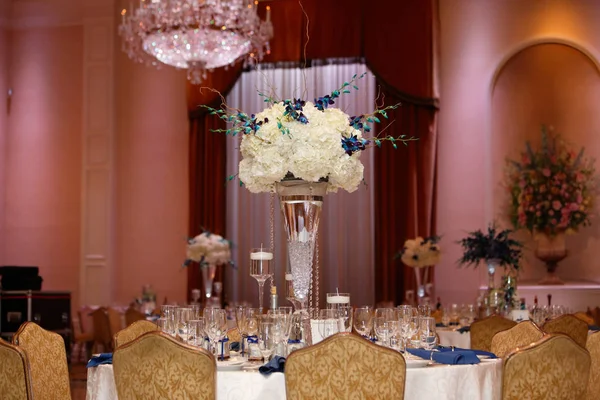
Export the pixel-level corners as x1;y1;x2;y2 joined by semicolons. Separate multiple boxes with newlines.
477;355;490;360
405;359;430;369
217;358;246;371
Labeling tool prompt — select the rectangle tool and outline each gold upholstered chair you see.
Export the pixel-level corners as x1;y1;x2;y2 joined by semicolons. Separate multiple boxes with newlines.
586;331;600;400
13;322;71;400
543;314;589;348
113;331;216;399
91;307;113;353
574;311;595;326
490;320;545;358
470;314;517;352
0;337;33;400
285;332;406;400
114;319;159;348
502;334;591;400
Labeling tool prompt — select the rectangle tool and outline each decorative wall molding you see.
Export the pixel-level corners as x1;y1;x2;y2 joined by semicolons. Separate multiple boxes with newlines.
80;0;115;307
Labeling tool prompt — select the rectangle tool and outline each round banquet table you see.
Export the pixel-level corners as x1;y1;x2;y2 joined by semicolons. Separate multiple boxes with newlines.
87;359;502;400
437;328;471;349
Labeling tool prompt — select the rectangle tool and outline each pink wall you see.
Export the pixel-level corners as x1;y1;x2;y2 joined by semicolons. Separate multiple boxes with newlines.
114;42;189;306
0;27;8;263
437;0;600;304
4;26;83;307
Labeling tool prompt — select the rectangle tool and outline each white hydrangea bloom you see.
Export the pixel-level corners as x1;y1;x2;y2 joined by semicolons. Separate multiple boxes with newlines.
186;232;232;265
238;101;365;193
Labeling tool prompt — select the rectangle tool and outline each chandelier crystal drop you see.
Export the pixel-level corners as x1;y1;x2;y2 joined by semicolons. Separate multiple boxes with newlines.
119;0;274;84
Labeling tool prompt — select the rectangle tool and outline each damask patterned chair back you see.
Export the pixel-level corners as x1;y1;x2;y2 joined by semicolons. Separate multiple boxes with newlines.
226;327;242;343
502;334;590;400
574;311;595;326
470;314;517;352
12;322;71;400
491;320;545;358
114;319;159;348
113;331;216;399
542;314;589;348
285;332;406;400
125;306;147;326
586;331;600;400
0;337;33;400
91;307;113;352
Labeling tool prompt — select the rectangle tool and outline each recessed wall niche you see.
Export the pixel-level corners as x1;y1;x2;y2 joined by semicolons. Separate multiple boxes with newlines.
491;42;600;283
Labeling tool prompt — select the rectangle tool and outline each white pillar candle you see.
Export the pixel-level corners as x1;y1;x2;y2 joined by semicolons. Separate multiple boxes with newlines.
327;295;350;304
250;251;273;260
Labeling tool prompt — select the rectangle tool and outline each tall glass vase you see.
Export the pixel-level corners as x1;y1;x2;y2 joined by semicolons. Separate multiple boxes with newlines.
201;264;217;301
275;179;327;313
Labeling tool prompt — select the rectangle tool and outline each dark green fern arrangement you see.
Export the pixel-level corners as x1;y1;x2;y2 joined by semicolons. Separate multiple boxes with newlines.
457;223;523;271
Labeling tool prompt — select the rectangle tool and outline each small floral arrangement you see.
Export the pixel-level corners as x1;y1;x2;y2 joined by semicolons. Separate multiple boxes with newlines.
203;73;416;193
506;126;596;235
183;231;233;267
397;236;441;268
457;224;523;271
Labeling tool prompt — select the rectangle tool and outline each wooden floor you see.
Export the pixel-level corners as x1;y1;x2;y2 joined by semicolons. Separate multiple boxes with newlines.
70;363;88;400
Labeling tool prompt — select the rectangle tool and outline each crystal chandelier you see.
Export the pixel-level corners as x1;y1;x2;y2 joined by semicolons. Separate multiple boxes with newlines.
119;0;274;84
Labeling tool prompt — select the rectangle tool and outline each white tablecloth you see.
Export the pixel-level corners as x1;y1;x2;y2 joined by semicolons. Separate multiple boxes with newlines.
437;328;471;349
87;359;502;400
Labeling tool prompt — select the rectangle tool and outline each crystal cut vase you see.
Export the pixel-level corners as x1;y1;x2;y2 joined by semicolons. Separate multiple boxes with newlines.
275;179;327;312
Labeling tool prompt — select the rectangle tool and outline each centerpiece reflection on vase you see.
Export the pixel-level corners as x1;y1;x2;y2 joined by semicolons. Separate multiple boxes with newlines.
506;126;596;284
458;223;523;318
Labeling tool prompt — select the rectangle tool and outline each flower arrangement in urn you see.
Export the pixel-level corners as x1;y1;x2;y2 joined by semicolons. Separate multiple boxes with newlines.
183;231;233;301
202;72;415;193
505;126;596;283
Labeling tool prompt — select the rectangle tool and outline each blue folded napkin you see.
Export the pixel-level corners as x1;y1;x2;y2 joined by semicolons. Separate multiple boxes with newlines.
230;341;241;352
436;323;447;328
438;346;496;359
457;326;470;333
259;356;286;376
407;348;481;365
87;353;113;368
589;325;600;331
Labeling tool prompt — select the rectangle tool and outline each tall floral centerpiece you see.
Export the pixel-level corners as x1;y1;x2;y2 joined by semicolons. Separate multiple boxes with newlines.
184;231;233;301
506;127;596;284
203;73;414;314
397;236;441;305
457;224;523;314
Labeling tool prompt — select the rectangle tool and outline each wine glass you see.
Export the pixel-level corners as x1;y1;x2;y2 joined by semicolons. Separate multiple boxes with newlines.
175;307;193;341
374;317;392;346
235;306;249;354
258;321;276;362
160;305;176;336
353;307;373;338
337;305;353;333
250;247;274;313
420;317;437;350
285;273;301;310
187;318;205;346
204;308;227;359
319;309;341;340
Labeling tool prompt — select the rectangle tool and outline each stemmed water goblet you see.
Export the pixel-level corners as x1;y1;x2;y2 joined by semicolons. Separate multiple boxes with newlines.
250;247;274;313
258;320;276;362
353;307;373;338
160;305;176;336
319;309;341;340
175;307;193;342
235;306;249;355
187;318;205;347
204;308;227;359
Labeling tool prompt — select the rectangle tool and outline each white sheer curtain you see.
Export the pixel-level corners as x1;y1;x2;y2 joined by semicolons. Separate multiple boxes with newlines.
225;63;375;308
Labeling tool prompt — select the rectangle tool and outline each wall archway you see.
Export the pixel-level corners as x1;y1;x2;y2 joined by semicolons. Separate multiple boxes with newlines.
488;41;600;282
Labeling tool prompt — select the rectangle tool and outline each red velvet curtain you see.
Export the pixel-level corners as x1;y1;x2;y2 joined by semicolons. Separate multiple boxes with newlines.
373;86;438;305
187;0;439;303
